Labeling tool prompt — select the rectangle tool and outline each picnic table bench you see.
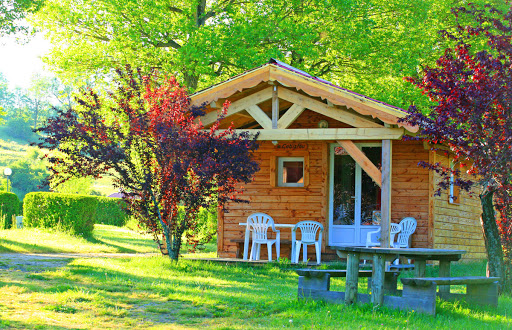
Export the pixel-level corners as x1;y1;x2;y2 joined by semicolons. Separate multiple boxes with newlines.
401;276;499;314
297;269;400;297
296;246;500;315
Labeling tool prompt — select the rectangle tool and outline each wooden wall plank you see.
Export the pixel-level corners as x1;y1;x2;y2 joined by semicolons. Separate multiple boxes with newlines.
431;153;486;260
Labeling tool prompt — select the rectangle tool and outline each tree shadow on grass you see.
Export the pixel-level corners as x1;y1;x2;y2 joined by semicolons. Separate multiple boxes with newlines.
83;236;140;254
0;319;70;330
93;236;156;250
0;238;57;253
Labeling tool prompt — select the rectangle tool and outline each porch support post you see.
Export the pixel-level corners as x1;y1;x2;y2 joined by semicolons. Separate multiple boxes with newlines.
272;85;279;129
380;140;392;248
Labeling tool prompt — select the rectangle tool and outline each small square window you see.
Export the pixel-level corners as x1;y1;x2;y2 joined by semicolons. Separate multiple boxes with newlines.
278;157;304;187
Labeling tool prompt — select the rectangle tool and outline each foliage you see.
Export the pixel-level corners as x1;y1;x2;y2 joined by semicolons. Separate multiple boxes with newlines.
182;205;216;252
0;0;44;36
33;0;506;109
23;192;97;236
8;147;49;200
0;73;73;136
402;4;512;288
2;117;37;141
35;66;259;260
95;197;128;227
0;192;20;229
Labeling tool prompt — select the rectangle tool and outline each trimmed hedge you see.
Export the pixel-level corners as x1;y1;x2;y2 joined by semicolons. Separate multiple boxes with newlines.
0;192;20;229
95;197;129;226
23;192;98;236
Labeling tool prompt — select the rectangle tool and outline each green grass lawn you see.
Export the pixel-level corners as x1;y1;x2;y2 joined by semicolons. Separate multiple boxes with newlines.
0;224;159;254
0;225;510;328
0;257;510;329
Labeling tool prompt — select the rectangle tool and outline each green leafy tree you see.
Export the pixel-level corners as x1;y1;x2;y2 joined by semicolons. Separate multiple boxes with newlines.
26;74;54;129
9;148;49;199
0;0;44;35
0;73;10;124
33;0;506;108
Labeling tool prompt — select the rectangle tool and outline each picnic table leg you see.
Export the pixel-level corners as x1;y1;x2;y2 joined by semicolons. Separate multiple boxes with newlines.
243;227;250;260
345;252;360;305
371;254;386;306
438;260;451;297
414;259;427;277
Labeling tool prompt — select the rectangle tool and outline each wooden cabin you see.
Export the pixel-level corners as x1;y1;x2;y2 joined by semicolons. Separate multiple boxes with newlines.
191;59;486;261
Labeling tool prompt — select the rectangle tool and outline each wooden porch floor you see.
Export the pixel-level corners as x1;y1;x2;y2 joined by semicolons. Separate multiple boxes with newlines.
186;257;416;270
186;257;342;266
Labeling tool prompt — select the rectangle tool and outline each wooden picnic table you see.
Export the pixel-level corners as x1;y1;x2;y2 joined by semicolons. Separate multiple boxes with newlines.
328;246;466;306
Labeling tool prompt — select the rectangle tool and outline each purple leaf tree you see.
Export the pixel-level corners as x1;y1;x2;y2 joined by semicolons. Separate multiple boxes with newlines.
402;5;512;288
35;67;260;260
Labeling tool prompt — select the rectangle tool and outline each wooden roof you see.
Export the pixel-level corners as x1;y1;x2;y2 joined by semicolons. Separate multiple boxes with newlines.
191;60;418;133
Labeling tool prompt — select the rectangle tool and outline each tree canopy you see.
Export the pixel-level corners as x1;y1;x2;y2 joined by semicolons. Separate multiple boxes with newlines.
402;4;512;289
0;0;44;35
32;0;507;109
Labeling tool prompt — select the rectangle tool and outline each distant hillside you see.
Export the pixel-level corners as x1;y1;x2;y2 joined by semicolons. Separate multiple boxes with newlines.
0;133;116;197
0;137;29;167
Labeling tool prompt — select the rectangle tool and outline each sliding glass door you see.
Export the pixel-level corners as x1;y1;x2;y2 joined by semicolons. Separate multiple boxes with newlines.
329;143;382;246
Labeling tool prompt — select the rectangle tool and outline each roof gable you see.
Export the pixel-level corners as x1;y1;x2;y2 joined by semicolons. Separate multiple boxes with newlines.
191;61;417;133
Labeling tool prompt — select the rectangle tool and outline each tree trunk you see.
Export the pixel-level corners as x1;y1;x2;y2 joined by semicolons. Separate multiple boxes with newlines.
33;101;39;129
183;71;199;91
480;190;504;288
168;231;182;260
163;226;172;257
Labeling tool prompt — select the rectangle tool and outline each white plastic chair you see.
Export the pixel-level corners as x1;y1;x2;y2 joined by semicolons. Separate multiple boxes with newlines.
365;223;401;248
395;217;417;248
292;221;323;264
247;213;280;261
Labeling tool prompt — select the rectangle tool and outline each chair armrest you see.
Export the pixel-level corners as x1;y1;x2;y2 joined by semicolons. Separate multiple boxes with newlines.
366;227;381;247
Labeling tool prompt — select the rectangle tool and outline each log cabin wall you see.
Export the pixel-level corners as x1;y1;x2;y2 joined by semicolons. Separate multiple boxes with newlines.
216;126;484;260
218;140;328;259
218;139;435;259
431;153;486;260
390;141;430;249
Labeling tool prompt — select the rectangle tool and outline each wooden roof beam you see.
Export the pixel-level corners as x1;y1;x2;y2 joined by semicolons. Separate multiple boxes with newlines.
246;105;272;129
277;104;306;129
337;140;382;187
199;87;273;126
277;87;383;128
213;128;404;140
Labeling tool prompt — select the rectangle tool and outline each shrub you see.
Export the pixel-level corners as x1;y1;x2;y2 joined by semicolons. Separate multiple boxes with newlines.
23;192;98;236
183;205;217;251
10;149;50;200
95;197;128;226
0;192;20;229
